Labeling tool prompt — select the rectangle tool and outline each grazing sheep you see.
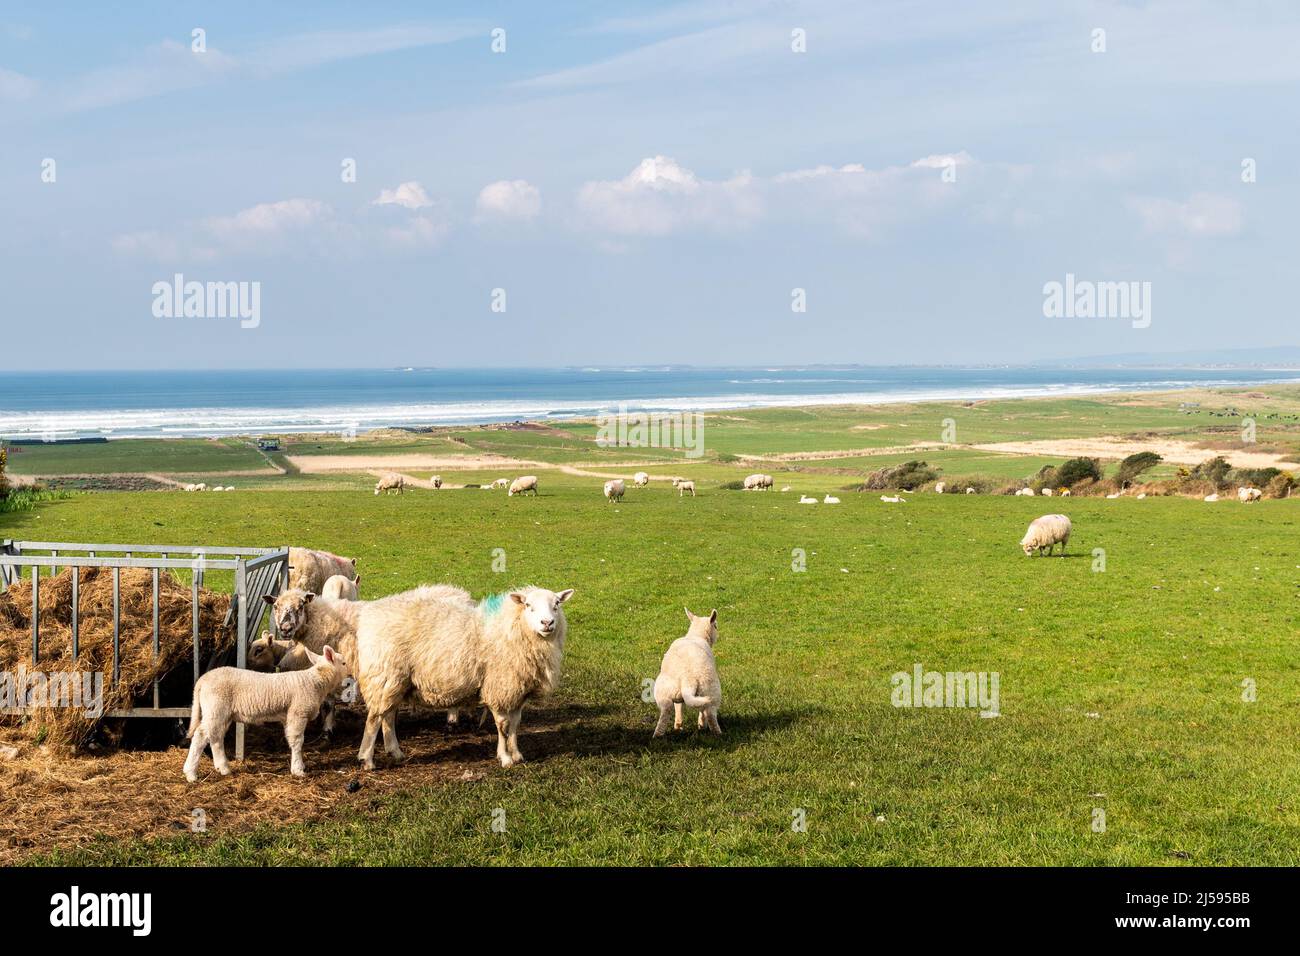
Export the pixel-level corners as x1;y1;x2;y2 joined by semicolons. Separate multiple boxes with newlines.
183;484;197;492
823;494;841;504
288;547;358;595
194;483;208;492
652;608;722;737
799;495;818;504
1238;487;1262;503
677;480;696;497
352;584;574;769
1041;488;1053;497
1014;488;1034;497
633;471;650;487
1020;514;1072;557
934;482;946;494
183;646;350;781
880;495;904;503
375;473;405;495
321;574;360;601
604;479;626;502
966;487;976;494
1204;493;1220;502
509;475;539;497
247;631;293;672
743;473;773;491
430;475;443;489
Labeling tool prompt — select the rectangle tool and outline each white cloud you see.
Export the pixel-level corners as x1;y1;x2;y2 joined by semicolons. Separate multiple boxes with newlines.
910;151;974;170
1128;193;1244;238
205;198;330;240
476;180;542;221
0;66;36;100
373;181;434;210
576;156;761;236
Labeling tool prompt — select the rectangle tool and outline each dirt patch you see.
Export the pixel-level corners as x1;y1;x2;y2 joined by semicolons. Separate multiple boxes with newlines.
38;474;177;492
970;436;1300;470
0;707;584;862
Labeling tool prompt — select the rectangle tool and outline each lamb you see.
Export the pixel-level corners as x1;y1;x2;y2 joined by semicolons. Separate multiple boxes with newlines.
183;645;350;781
934;482;946;494
1041;488;1053;497
288;547;358;594
799;495;818;504
1238;487;1262;503
676;480;696;497
823;494;841;504
492;478;510;489
509;475;539;497
604;479;626;502
1014;488;1034;497
375;473;404;495
1136;493;1147;500
966;488;976;494
247;631;294;672
633;471;650;487
351;584;574;769
1204;493;1220;502
652;608;722;737
321;573;360;600
880;495;904;503
1020;514;1072;557
431;475;443;489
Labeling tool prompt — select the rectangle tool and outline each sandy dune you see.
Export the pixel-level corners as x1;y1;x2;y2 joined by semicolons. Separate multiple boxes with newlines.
971;437;1300;470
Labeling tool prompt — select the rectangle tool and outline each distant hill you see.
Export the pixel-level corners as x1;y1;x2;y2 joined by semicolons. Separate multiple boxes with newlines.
1035;346;1300;368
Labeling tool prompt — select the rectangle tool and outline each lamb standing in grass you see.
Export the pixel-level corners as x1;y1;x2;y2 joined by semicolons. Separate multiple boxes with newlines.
352;584;574;769
652;608;722;737
633;471;650;487
1238;487;1262;503
375;473;405;495
288;547;358;594
676;480;696;497
1020;514;1072;557
509;475;538;496
321;574;360;600
183;646;350;781
604;479;626;502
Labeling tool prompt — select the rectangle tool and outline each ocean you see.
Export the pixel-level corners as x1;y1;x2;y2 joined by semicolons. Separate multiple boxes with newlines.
1;367;1297;440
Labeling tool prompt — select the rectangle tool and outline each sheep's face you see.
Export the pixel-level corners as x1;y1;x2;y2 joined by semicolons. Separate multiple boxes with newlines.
264;589;314;639
247;633;279;672
511;588;574;638
1021;541;1036;556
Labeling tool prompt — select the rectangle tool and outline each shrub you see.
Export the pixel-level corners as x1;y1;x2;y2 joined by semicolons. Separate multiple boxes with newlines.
0;487;71;514
859;460;939;491
718;480;746;491
1054;457;1104;487
0;447;8;500
716;453;739;463
1190;456;1233;488
1266;472;1294;499
1116;451;1162;485
1232;466;1281;489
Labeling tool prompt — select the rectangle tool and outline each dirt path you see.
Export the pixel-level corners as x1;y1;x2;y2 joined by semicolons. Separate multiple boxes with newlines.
970;436;1300;470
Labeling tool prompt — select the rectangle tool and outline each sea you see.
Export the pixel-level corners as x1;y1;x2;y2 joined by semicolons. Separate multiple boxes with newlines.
1;366;1297;441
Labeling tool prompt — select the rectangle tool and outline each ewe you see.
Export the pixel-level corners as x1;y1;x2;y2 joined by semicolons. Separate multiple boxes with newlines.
287;547;358;594
375;473;405;495
509;475;539;496
633;471;650;487
183;646;349;781
1020;514;1072;557
321;574;360;600
604;479;626;502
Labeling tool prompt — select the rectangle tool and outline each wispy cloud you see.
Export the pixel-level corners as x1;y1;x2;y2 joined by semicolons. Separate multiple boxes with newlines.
476;180;542;221
1129;193;1244;238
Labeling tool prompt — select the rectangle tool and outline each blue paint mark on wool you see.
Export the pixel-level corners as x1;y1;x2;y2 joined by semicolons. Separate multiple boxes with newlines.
479;592;508;617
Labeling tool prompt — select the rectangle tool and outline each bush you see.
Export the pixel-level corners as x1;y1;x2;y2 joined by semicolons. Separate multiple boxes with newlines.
1054;457;1104;488
0;447;8;500
718;480;746;491
859;460;940;491
1266;472;1294;499
1190;456;1233;488
1116;451;1162;485
0;487;71;514
716;453;739;463
1232;466;1281;489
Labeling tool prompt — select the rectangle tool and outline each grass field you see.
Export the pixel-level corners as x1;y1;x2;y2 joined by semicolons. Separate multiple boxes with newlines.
5;462;1299;865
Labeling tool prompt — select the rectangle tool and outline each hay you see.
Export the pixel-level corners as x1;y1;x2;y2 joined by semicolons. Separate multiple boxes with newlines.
0;567;233;749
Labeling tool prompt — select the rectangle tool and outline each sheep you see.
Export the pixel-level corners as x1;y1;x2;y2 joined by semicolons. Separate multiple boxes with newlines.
1014;488;1035;497
492;478;509;489
966;487;976;494
375;473;405;495
743;473;773;491
194;483;208;492
781;486;792;492
934;482;946;494
652;608;722;737
1106;492;1122;499
288;547;358;594
823;494;841;504
352;584;575;769
183;645;350;781
183;484;197;492
321;573;360;600
799;495;818;504
1204;493;1220;502
604;479;626;502
247;631;294;672
633;471;650;487
262;589;362;657
1136;493;1147;500
1020;514;1072;557
1238;487;1262;503
880;495;904;503
1041;488;1053;497
1059;488;1071;497
677;480;696;497
509;475;539;497
431;475;443;489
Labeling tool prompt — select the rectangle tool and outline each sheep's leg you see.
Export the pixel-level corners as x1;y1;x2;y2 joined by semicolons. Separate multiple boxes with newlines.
380;706;404;760
446;707;461;730
358;709;383;769
706;709;722;735
674;702;684;730
505;710;524;764
183;727;208;782
286;718;308;777
652;704;673;738
492;710;524;767
320;699;335;737
697;710;705;730
208;724;231;775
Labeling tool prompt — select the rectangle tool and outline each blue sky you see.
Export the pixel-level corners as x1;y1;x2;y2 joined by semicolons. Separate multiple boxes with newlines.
1;0;1296;370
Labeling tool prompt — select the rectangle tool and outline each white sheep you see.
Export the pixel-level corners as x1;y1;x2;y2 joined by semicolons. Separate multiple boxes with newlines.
1238;487;1262;503
262;589;362;656
799;495;818;504
1106;492;1122;499
183;484;197;492
604;479;626;502
183;645;350;781
880;495;904;503
966;487;976;494
1014;488;1034;497
823;494;841;504
652;608;722;737
375;473;405;495
633;471;650;487
934;482;946;494
352;584;574;769
321;573;360;601
1020;514;1072;557
194;483;208;492
492;478;509;489
1204;493;1220;502
509;475;539;497
781;486;792;492
1136;493;1147;500
247;630;294;672
288;547;358;594
1041;488;1053;497
743;473;773;491
677;480;696;497
430;475;443;489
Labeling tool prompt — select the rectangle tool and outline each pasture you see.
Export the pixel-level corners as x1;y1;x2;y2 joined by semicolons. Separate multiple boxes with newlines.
4;469;1299;865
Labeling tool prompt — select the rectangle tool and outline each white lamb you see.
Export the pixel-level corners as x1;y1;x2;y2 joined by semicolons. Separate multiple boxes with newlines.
431;475;443;489
934;482;946;494
492;478;509;489
247;631;293;672
1238;487;1262;503
633;471;650;487
880;495;904;503
1136;493;1147;500
1020;514;1072;557
183;645;350;781
1204;493;1220;502
677;480;696;497
652;608;722;737
288;547;358;594
604;479;626;502
509;475;538;496
966;488;976;494
352;584;574;769
1014;488;1034;497
321;573;360;600
799;495;818;504
1041;488;1053;497
823;494;841;504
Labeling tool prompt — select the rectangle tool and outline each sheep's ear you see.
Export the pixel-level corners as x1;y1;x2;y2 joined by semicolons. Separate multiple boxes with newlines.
323;646;335;662
510;592;527;605
708;609;717;624
262;594;276;605
556;588;574;604
303;592;316;603
684;607;695;622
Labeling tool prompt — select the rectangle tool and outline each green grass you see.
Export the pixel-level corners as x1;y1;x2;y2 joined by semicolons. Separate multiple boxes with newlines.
8;480;1300;865
2;438;271;476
